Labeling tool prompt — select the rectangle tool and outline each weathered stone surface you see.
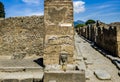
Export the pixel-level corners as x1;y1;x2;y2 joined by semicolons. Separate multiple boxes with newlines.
2;79;19;82
113;61;120;70
85;69;93;80
0;59;43;72
0;71;44;82
45;64;75;71
44;70;85;82
0;16;44;59
45;35;73;45
94;70;111;80
85;60;93;65
117;41;120;57
20;79;33;82
76;62;86;71
106;55;116;60
45;65;62;71
118;71;120;76
44;0;74;65
77;21;120;57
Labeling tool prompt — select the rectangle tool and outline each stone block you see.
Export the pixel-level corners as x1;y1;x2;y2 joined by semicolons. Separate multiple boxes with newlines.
45;64;76;71
2;79;19;82
44;70;85;82
94;70;111;80
33;79;42;82
44;45;61;54
45;35;73;45
20;78;33;82
61;44;74;55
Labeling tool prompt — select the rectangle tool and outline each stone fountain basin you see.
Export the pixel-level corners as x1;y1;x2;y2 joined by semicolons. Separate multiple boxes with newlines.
44;64;77;71
44;70;85;82
44;64;85;82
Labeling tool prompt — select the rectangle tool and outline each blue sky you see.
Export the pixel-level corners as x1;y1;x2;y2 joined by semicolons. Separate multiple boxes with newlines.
0;0;120;24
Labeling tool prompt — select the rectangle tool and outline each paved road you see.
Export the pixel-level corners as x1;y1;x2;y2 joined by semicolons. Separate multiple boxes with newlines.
75;34;120;82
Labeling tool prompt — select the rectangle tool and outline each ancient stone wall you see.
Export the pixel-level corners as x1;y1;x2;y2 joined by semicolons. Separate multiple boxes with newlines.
111;23;120;56
0;16;44;59
44;0;74;65
77;22;120;57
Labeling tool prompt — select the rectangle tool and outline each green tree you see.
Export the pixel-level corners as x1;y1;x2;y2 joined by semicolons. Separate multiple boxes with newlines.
0;2;5;18
85;19;95;25
75;24;85;28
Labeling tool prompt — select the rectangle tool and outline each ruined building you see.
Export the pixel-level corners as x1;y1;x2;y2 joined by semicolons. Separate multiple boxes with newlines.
77;21;120;57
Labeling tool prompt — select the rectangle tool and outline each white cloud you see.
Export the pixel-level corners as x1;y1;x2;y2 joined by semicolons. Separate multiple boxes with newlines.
73;1;85;13
22;0;40;4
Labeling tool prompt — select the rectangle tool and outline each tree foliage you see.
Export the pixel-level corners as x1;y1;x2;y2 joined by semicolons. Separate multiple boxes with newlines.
85;19;95;25
0;2;5;18
75;24;85;28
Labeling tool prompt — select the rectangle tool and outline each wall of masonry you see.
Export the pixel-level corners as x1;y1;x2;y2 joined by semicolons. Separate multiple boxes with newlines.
44;0;74;65
76;22;120;57
0;16;44;59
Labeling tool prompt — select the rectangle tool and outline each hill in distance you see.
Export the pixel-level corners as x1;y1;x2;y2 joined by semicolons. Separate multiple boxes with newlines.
74;20;85;26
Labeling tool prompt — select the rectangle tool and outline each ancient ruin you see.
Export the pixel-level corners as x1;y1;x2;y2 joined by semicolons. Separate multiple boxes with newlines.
76;21;120;57
0;0;120;82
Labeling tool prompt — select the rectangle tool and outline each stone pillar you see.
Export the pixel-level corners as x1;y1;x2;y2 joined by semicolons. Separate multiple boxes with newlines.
44;0;74;65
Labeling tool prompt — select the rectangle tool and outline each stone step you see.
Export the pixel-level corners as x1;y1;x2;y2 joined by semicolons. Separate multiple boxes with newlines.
0;67;43;72
0;59;44;72
0;59;44;81
0;71;44;82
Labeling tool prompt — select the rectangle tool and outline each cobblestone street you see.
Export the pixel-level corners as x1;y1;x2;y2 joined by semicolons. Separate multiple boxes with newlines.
75;34;120;82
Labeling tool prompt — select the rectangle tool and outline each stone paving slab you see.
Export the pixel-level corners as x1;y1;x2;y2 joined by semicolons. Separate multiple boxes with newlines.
0;59;42;67
0;59;43;72
0;71;43;82
94;70;111;80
